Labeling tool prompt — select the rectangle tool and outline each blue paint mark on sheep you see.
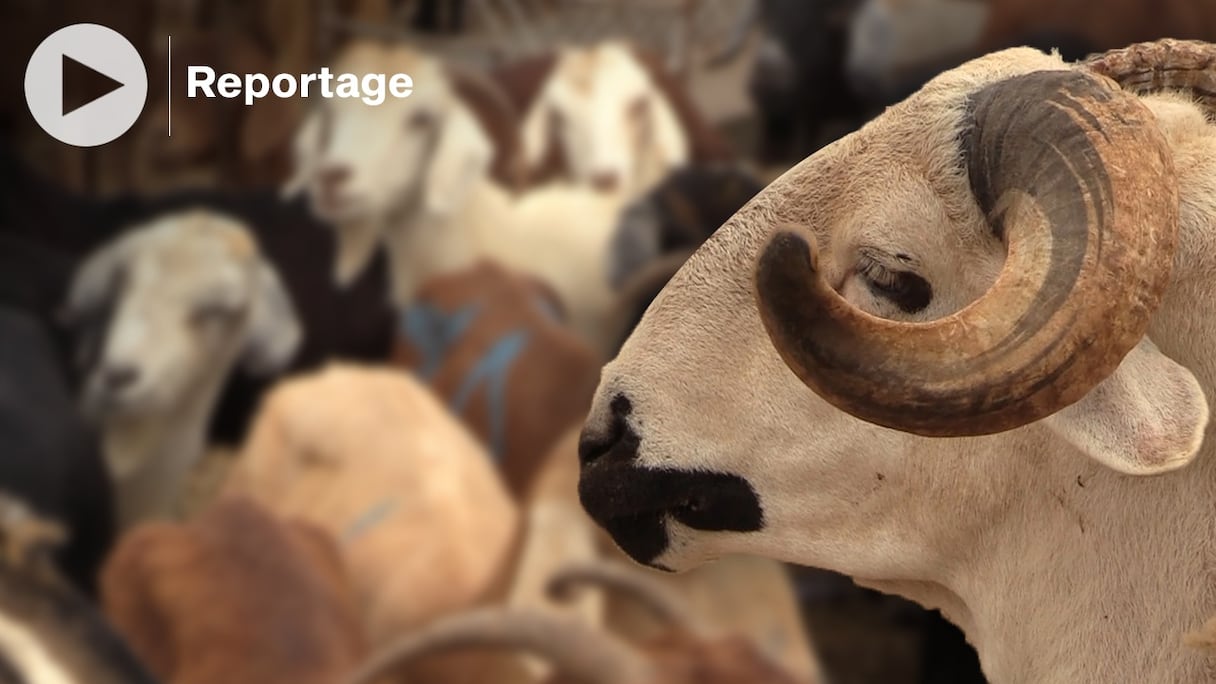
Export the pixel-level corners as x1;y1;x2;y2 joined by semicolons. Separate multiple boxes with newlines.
399;304;537;463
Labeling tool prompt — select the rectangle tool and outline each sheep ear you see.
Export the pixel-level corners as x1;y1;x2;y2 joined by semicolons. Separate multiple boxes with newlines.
241;262;302;376
281;109;324;200
520;87;564;175
1043;338;1209;476
64;236;135;322
423;104;493;217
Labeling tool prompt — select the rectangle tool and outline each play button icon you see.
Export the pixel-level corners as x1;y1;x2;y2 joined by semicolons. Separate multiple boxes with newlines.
25;24;148;147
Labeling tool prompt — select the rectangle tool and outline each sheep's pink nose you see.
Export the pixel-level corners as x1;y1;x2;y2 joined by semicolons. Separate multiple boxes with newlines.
590;171;620;193
317;165;351;196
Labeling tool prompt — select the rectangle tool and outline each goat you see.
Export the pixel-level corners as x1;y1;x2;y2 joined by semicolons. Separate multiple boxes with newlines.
505;41;734;197
393;261;602;495
0;492;156;684
578;39;1216;682
63;210;302;527
349;560;810;684
286;41;624;347
101;496;365;684
223;364;521;651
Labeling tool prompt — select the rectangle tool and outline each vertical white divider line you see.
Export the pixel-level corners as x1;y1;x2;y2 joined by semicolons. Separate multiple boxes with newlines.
167;35;172;137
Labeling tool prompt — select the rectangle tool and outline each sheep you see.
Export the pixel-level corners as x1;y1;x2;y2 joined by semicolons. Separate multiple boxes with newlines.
0;238;115;594
100;495;365;684
577;39;1216;682
286;41;625;347
62;210;302;527
0;492;156;684
508;41;734;197
347;560;810;684
606;164;766;350
0;148;398;445
393;261;603;495
846;0;1216;104
223;364;521;657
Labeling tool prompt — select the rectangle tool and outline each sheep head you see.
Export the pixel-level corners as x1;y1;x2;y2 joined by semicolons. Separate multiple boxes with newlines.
576;45;1210;583
520;41;690;198
285;41;520;288
64;210;300;474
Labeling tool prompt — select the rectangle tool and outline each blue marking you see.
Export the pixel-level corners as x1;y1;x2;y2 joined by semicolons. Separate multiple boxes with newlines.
342;497;400;544
451;330;530;461
400;303;479;380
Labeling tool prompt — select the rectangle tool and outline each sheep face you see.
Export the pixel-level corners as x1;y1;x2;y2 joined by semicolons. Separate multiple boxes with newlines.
845;0;989;100
286;43;492;285
66;211;300;434
577;47;1208;576
521;42;689;197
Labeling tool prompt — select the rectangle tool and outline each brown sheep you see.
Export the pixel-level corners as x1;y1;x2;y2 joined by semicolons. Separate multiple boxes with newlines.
393;261;603;496
348;561;809;684
978;0;1216;56
100;496;364;684
223;364;521;647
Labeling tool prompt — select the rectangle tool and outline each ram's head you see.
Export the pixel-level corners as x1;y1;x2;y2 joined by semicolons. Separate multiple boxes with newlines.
578;46;1210;576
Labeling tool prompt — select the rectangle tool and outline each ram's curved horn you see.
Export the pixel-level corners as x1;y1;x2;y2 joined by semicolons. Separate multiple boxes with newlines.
1084;39;1216;118
755;69;1178;436
547;560;697;632
345;608;654;684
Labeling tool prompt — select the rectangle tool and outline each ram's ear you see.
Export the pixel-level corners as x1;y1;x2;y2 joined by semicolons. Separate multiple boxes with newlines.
1043;338;1209;476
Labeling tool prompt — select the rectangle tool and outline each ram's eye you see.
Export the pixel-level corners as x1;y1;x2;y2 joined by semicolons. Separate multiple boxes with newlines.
856;253;932;313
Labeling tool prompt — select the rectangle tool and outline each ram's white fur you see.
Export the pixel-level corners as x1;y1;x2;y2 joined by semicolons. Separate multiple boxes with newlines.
586;47;1216;682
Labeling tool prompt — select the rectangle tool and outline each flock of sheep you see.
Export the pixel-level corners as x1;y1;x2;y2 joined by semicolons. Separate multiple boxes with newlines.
2;1;1216;684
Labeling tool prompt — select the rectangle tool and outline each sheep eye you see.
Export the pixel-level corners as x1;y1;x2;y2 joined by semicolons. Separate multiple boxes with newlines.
191;301;241;327
627;96;650;120
407;110;436;130
856;255;932;314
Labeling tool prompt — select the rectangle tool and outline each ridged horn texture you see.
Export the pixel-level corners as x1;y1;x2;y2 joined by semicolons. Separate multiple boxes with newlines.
345;608;654;684
1084;39;1216;118
546;560;697;632
755;69;1178;436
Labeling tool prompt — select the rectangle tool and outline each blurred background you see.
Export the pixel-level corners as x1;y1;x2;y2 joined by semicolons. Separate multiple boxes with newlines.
0;1;1213;683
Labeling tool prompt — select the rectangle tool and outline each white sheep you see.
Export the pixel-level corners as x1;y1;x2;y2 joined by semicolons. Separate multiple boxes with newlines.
578;40;1216;683
64;210;300;528
285;42;625;348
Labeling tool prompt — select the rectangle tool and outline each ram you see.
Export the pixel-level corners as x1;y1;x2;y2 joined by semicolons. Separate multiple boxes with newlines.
500;41;734;197
393;261;602;495
577;40;1216;683
63;210;302;527
286;42;625;346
